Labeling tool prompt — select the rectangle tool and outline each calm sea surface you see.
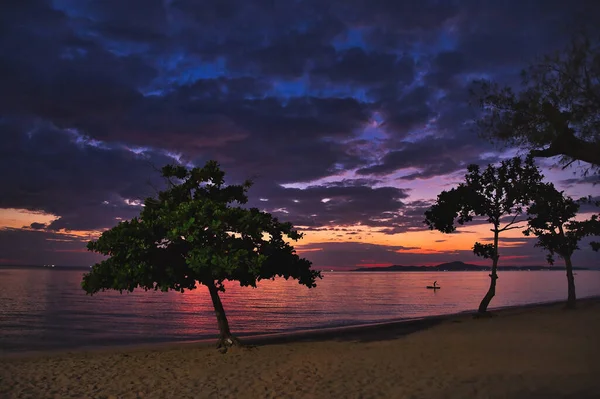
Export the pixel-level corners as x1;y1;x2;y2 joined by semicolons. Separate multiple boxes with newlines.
1;268;600;354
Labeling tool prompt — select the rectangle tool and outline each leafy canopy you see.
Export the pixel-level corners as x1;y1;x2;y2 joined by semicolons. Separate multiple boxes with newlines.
425;156;544;233
472;34;600;171
569;196;600;252
574;215;600;252
524;183;583;264
82;161;321;294
424;156;544;260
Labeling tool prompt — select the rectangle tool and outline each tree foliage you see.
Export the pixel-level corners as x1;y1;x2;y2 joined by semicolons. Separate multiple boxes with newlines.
82;161;321;349
425;156;544;236
425;155;545;313
569;196;600;252
472;33;600;172
577;215;600;251
524;183;582;264
523;183;598;308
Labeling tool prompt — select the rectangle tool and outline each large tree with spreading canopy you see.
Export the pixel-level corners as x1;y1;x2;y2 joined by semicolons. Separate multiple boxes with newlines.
82;161;322;351
473;33;600;173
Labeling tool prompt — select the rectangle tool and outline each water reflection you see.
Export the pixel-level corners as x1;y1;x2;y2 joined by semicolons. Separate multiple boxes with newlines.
1;269;599;353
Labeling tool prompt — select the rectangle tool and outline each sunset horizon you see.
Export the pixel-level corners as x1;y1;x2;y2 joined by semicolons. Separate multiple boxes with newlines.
2;2;600;397
1;0;599;269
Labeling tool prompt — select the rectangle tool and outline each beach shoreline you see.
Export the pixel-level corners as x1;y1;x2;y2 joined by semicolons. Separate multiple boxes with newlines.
3;297;600;398
3;295;599;360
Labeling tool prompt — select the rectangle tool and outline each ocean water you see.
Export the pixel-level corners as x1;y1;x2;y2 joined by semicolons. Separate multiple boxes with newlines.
1;268;600;354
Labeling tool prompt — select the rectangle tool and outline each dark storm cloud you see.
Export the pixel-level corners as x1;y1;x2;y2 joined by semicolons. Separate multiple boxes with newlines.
356;136;493;178
371;200;435;234
312;48;415;86
244;180;435;236
377;86;435;139
89;93;373;173
0;118;169;231
449;1;600;74
70;0;169;43
424;51;468;90
197;96;374;183
230;30;340;79
1;0;376;180
560;175;600;189
247;180;410;228
2;0;599;266
29;223;47;230
343;0;461;50
433;84;483;133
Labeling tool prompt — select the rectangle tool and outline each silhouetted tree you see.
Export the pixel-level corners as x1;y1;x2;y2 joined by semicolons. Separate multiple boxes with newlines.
82;161;322;351
569;196;600;252
424;156;544;314
523;183;587;308
472;33;600;172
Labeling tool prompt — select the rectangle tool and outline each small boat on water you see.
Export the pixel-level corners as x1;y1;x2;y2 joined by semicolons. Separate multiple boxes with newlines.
426;286;441;289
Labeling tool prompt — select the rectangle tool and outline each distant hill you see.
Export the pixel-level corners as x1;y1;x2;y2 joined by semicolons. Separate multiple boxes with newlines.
352;261;590;272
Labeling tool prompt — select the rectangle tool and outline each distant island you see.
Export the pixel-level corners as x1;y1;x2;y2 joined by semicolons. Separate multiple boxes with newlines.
352;261;590;272
1;261;594;273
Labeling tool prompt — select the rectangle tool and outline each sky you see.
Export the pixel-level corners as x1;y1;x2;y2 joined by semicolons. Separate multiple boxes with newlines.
0;0;599;269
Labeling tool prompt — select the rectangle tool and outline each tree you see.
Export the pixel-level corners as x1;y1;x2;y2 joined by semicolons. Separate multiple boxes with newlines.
82;161;322;351
472;33;600;172
574;215;600;252
523;183;586;308
569;196;600;252
424;156;544;314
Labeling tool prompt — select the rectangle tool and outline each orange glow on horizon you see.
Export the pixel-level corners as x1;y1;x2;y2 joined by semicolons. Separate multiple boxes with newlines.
296;221;537;254
2;204;596;267
295;247;323;253
0;208;58;229
0;208;104;241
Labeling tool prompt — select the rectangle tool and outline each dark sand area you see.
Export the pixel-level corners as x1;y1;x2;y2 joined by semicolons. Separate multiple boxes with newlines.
2;298;600;399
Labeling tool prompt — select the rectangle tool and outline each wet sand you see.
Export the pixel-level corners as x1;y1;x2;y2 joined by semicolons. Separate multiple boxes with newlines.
2;298;599;399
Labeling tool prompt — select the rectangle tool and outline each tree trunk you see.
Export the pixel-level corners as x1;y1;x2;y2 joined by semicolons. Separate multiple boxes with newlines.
564;255;577;309
207;281;240;351
478;231;499;315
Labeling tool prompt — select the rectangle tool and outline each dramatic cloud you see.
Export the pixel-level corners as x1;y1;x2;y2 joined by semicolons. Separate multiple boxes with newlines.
0;0;598;267
355;135;496;179
247;179;410;229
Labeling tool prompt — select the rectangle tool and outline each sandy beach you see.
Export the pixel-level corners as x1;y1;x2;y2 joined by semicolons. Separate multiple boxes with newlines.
2;299;600;399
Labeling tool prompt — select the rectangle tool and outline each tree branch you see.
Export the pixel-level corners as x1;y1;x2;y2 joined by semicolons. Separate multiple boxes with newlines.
530;132;600;166
499;217;526;232
562;159;577;170
500;225;525;231
546;60;600;106
498;214;524;232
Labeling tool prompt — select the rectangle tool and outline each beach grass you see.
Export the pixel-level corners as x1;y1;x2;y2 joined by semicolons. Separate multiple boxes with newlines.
2;298;600;399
